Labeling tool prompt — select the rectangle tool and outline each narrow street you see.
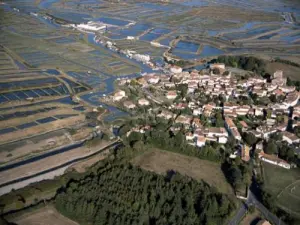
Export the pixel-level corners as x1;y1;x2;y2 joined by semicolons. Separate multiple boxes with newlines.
228;189;286;225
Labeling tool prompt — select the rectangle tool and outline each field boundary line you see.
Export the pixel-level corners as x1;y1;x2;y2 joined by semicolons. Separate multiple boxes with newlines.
277;179;300;198
277;203;300;218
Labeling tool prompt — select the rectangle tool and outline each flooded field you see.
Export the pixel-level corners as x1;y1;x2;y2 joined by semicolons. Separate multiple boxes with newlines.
1;0;300;124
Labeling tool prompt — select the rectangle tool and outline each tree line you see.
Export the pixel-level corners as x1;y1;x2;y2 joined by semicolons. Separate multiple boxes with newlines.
211;55;266;76
55;163;236;225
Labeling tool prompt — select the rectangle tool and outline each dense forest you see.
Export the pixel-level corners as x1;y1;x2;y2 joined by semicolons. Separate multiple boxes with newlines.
212;55;266;75
55;163;235;225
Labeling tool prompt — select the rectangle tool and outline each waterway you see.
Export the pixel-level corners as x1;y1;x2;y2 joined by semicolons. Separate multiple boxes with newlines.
0;141;121;195
0;142;84;172
79;34;156;121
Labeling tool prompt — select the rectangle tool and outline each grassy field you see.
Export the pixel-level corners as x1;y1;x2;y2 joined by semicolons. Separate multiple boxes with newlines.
131;149;233;194
265;62;300;81
8;205;78;225
262;162;300;217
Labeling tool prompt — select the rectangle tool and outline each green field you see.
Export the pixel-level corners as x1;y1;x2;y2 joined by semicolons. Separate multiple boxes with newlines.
262;162;300;217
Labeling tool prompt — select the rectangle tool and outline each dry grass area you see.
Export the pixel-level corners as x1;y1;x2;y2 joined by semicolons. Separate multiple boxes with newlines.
0;108;79;129
265;62;300;81
0;140;116;186
131;149;233;194
9;206;78;225
0;102;69;115
69;148;110;173
0;133;71;164
0;143;103;185
240;209;261;225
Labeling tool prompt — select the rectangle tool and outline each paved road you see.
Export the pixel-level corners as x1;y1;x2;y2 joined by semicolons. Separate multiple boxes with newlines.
143;87;163;105
228;190;285;225
228;202;247;225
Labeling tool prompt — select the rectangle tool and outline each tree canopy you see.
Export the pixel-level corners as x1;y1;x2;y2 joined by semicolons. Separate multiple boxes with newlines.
55;163;235;225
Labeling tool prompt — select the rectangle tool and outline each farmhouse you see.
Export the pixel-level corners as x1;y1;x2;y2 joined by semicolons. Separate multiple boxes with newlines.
258;151;291;169
196;136;206;147
282;131;300;144
123;101;136;109
170;65;182;74
166;91;177;100
157;110;174;120
175;115;192;125
138;98;150;106
113;90;126;101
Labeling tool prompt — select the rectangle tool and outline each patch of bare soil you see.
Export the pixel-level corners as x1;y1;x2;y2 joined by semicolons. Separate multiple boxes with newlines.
131;149;233;194
10;206;79;225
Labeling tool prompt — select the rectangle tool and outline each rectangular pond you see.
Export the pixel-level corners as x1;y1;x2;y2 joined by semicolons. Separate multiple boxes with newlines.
175;41;200;53
0;127;17;135
140;32;162;42
118;23;151;37
199;45;225;57
0;78;59;89
36;117;57;124
17;122;38;130
96;17;130;26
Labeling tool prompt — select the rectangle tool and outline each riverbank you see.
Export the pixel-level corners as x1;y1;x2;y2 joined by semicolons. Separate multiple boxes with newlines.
0;139;119;196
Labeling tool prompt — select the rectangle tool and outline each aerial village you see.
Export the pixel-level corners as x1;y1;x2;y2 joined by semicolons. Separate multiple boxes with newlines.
106;63;300;170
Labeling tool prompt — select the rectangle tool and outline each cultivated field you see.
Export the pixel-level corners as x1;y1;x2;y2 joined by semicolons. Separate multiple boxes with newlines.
262;162;300;217
9;206;79;225
131;149;233;194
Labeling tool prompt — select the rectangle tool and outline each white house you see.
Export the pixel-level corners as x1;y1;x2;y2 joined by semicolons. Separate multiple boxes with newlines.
259;152;291;169
166;91;177;100
205;127;228;138
113;90;126;101
170;65;182;74
186;132;194;141
148;76;160;84
193;108;202;116
123;101;136;109
256;126;277;139
157;110;174;120
138;98;150;106
218;136;228;144
282;131;300;144
196;136;206;147
209;63;225;70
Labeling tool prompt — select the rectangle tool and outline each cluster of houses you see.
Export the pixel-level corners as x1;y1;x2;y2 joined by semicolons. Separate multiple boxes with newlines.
111;90;151;108
94;37;157;68
111;63;299;169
